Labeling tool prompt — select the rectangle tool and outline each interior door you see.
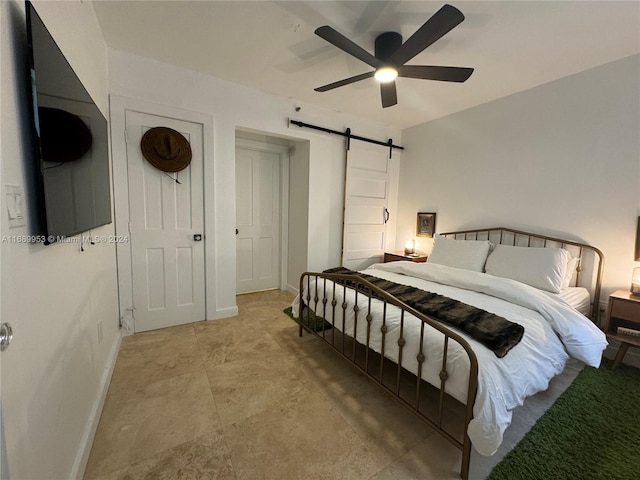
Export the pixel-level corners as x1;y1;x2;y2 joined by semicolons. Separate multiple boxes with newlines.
125;111;205;332
0;246;5;480
342;142;394;270
235;144;281;293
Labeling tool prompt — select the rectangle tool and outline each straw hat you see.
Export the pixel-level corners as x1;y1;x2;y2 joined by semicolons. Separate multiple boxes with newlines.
140;127;192;172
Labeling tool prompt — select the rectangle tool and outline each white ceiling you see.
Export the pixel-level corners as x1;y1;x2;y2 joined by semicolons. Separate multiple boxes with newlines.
93;1;640;130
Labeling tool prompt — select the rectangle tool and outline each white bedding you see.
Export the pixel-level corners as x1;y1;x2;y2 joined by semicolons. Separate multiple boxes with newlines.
550;287;592;316
292;262;607;456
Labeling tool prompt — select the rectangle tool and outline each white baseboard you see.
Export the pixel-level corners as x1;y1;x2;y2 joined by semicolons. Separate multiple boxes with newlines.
287;284;299;296
71;329;123;479
212;306;239;320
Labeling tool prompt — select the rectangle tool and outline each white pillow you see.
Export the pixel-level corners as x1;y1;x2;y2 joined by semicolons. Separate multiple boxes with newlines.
427;235;491;272
485;245;570;293
562;256;580;289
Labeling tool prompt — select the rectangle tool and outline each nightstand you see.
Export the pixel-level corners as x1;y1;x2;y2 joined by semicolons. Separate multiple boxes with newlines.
603;289;640;369
383;251;428;263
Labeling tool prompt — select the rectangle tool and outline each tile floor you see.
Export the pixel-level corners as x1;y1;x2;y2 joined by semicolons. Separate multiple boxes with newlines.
84;289;582;480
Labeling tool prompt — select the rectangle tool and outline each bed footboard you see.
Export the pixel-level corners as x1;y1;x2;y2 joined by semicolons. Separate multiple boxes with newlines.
298;271;479;480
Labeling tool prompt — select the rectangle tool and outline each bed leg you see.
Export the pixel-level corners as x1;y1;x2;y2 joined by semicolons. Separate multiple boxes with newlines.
461;438;471;480
298;323;303;337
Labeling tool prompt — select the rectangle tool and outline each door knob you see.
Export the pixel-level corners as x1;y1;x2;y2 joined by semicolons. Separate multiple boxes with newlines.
0;322;13;352
193;234;202;241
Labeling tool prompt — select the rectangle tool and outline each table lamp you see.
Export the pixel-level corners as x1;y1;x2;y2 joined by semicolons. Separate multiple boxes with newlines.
633;217;640;296
404;239;415;255
632;267;640;296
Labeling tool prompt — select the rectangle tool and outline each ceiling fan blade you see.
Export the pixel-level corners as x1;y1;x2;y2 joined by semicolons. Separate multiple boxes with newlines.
398;65;474;82
315;26;382;69
314;71;375;92
389;4;465;66
380;81;397;108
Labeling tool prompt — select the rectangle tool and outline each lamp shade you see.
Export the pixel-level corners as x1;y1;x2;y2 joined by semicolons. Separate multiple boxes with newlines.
631;267;640;296
635;216;640;261
404;239;415;255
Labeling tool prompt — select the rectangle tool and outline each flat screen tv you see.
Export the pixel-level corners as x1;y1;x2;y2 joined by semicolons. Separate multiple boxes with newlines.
26;1;111;243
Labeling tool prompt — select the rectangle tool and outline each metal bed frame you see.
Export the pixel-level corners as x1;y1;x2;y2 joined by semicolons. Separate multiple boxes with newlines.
297;227;604;479
440;228;604;320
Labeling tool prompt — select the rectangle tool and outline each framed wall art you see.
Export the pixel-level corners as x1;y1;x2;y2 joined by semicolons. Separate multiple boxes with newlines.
416;212;436;237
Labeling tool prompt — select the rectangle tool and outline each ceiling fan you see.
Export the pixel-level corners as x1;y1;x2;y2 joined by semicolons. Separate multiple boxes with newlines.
314;3;474;108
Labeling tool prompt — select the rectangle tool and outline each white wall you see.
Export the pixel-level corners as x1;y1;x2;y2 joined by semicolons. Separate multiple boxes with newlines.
0;1;120;478
288;140;310;293
30;1;109;117
397;55;640;301
108;49;401;317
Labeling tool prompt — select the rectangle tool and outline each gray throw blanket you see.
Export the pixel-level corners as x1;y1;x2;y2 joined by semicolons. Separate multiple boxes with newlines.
323;267;524;357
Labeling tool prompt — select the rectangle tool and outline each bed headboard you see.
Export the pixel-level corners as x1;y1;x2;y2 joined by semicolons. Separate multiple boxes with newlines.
438;227;605;321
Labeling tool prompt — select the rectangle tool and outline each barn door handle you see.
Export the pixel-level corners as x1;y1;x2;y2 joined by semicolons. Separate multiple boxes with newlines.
383;208;390;224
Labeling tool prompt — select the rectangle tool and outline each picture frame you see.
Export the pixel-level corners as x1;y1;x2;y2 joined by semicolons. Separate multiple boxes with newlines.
416;212;436;237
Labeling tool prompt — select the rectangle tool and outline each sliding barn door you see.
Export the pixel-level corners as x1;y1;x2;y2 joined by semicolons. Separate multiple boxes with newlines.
342;142;396;270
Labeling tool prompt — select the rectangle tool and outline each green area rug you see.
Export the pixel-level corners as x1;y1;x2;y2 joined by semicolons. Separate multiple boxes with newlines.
488;359;640;480
283;306;332;332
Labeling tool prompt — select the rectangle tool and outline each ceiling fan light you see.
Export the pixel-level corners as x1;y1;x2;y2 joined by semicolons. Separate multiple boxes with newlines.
374;67;398;83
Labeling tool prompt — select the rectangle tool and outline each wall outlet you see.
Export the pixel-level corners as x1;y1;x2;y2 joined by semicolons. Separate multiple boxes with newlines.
594;301;609;328
97;321;103;344
119;313;133;333
599;301;608;323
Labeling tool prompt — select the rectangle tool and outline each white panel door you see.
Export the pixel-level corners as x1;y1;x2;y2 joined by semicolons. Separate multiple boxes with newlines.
236;145;280;293
0;199;4;480
125;111;205;332
343;142;393;270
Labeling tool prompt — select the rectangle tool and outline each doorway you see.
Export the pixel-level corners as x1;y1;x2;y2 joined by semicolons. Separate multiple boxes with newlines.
110;96;214;333
235;135;289;294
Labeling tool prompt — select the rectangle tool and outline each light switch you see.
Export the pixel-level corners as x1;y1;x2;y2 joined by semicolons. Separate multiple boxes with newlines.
7;194;17;220
6;185;26;228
